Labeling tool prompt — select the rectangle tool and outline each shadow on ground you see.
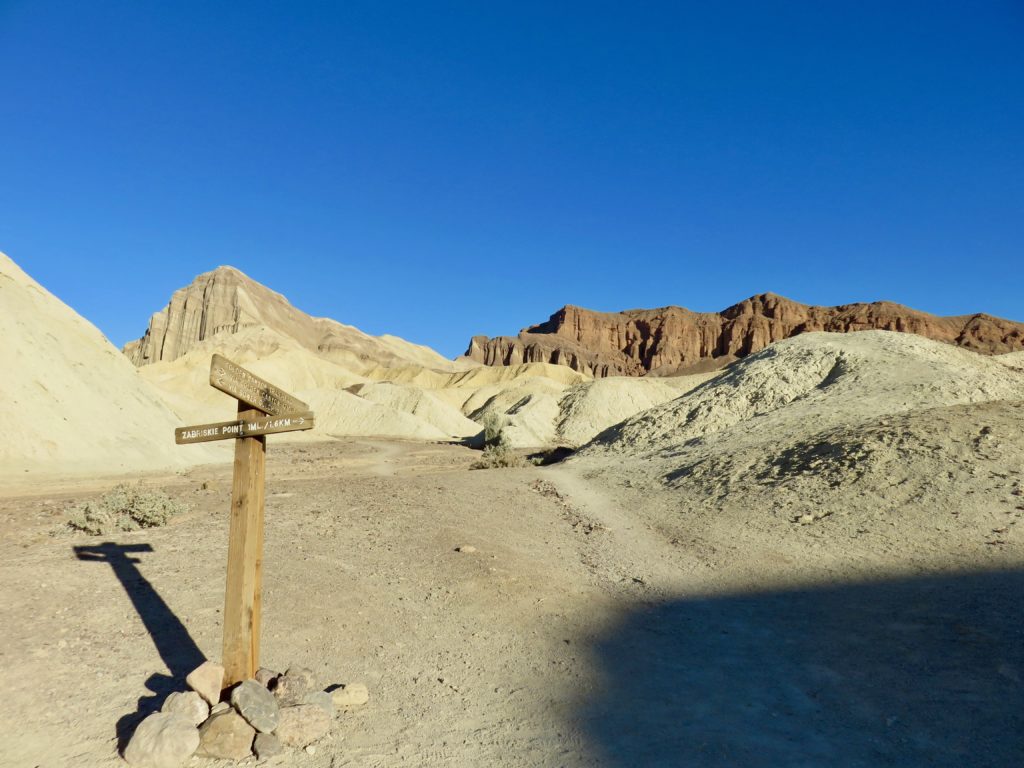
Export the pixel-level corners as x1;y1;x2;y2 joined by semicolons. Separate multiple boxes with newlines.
580;569;1024;767
75;542;207;750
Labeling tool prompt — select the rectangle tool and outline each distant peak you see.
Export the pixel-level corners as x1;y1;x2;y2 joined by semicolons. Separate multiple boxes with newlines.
198;264;250;281
746;291;798;304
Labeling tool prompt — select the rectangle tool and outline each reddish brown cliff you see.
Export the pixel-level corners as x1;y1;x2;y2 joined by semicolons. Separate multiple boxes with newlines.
465;294;1024;377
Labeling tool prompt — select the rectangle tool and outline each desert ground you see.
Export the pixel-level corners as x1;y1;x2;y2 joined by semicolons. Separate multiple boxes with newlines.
3;427;1023;768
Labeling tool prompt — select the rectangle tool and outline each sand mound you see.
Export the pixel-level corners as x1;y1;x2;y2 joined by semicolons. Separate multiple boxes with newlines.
460;378;568;448
445;362;588;389
478;392;563;448
564;332;1024;563
139;337;369;424
0;253;217;476
140;338;484;441
361;361;588;392
647;400;1024;529
463;377;569;420
361;365;456;389
300;389;448;440
996;351;1024;372
555;377;693;447
347;382;480;438
587;331;1024;458
376;334;481;373
463;373;720;449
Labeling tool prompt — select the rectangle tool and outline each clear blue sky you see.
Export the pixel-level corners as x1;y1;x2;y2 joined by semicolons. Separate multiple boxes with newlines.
1;1;1021;358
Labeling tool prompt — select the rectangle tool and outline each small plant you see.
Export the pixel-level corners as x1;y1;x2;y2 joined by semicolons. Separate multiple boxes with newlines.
469;412;526;468
480;412;508;448
67;484;188;535
470;444;526;470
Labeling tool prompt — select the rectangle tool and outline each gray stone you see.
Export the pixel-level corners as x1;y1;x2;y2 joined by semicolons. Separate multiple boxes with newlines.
253;732;283;759
330;682;369;710
186;660;224;706
255;667;280;688
303;690;334;717
123;711;199;768
196;709;255;760
210;702;230;716
161;691;209;726
273;703;331;747
272;666;315;706
231;679;280;733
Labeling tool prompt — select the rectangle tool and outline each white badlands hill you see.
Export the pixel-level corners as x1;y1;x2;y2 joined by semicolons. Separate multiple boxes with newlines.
0;253;216;477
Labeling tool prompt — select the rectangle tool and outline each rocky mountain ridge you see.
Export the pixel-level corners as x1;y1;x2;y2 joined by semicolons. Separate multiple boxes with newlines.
124;266;462;371
465;293;1024;376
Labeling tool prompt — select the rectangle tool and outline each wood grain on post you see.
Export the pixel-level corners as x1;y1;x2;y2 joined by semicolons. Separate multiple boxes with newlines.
222;402;267;687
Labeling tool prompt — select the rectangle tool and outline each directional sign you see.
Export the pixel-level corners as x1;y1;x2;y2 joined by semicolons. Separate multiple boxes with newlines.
176;412;314;444
209;354;308;416
176;355;318;688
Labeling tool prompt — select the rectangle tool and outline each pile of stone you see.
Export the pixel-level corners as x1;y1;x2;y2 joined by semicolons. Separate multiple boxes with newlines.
124;660;370;767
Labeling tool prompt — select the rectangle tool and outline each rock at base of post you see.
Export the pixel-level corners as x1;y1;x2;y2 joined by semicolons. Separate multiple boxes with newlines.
123;712;199;768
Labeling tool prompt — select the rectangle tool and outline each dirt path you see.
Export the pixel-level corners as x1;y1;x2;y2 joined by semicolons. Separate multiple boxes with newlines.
543;466;695;597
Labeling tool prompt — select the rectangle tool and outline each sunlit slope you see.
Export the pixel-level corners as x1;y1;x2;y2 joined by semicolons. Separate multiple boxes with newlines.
0;252;218;475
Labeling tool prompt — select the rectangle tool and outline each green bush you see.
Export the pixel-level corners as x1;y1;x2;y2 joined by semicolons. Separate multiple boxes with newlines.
67;484;188;535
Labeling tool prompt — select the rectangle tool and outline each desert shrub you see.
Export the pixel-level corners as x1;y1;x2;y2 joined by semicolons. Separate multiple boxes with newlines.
469;412;526;468
470;444;526;470
480;412;508;448
67;484;188;535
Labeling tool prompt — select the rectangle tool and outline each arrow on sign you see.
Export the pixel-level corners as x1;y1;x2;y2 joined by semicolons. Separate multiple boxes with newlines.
176;412;315;444
209;354;308;416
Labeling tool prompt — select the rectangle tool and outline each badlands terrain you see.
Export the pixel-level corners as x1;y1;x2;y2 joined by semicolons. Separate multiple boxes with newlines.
2;252;1024;767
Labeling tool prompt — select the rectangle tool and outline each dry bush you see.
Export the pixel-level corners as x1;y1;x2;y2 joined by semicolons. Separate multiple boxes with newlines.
67;484;188;535
470;412;527;468
470;444;526;470
480;412;508;447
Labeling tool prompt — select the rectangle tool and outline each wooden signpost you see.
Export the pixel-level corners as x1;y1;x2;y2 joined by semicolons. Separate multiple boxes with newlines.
176;355;314;688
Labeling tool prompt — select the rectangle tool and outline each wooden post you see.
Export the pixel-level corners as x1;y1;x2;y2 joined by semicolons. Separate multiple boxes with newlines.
222;402;267;687
175;355;313;690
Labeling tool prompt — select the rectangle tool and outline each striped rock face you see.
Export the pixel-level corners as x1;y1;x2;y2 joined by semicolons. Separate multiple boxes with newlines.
466;294;1024;377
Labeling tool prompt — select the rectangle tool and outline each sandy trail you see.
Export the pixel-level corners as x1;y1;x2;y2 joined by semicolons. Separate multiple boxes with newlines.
362;439;405;477
543;466;693;596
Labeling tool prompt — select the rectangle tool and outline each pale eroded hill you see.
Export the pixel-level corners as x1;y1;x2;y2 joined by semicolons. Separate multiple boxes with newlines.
0;253;218;476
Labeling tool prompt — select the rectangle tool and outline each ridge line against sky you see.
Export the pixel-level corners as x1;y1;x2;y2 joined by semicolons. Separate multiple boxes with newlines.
1;1;1022;357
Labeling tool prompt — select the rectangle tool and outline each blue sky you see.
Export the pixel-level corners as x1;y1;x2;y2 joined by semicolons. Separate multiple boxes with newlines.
1;1;1021;358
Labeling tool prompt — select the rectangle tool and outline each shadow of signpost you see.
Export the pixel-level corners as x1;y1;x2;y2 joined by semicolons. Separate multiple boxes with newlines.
74;542;207;750
580;569;1024;768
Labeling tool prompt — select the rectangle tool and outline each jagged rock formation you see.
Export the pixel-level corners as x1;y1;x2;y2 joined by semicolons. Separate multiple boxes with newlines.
466;294;1024;377
124;266;461;371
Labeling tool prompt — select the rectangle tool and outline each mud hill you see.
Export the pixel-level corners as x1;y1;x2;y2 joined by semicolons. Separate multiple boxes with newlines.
574;331;1024;530
0;253;217;476
466;294;1024;377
